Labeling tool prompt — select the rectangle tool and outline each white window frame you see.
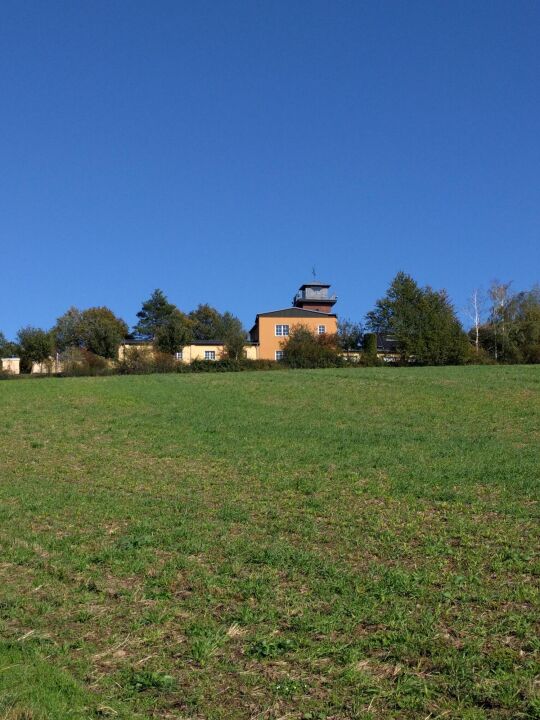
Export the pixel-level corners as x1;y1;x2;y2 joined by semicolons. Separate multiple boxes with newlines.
204;350;216;361
275;324;290;337
318;325;326;334
175;350;183;361
275;350;284;361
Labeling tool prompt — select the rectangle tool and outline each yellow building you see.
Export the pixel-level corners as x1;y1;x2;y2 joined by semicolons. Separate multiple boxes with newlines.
114;281;341;366
118;341;258;364
1;357;20;375
249;281;338;360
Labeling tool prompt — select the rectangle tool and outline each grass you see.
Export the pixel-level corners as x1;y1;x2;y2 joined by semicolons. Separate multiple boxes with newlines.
0;366;538;719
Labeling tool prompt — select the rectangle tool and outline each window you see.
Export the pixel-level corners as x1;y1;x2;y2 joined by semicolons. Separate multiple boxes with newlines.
318;325;326;334
204;350;216;360
275;350;284;361
174;350;183;361
275;324;290;337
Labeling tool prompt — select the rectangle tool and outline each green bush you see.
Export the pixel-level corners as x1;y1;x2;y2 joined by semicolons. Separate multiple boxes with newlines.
182;358;282;373
280;326;343;369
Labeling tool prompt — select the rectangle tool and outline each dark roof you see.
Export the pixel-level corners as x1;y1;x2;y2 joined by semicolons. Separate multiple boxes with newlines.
256;307;337;319
121;339;232;347
376;334;399;352
298;281;331;289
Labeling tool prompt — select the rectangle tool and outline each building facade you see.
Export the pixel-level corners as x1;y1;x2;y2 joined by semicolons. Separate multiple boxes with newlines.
249;282;338;360
9;280;342;373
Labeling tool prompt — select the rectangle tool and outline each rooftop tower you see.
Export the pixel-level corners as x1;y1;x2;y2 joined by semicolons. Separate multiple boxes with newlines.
293;281;337;314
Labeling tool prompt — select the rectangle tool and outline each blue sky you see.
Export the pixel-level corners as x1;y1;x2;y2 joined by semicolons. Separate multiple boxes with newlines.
1;0;539;339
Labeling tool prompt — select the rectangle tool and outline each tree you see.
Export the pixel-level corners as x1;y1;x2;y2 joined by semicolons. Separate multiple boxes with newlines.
366;272;469;365
488;280;512;361
189;304;224;342
220;312;247;361
77;307;128;359
477;284;540;363
134;289;177;340
52;307;83;351
362;333;379;363
281;325;342;368
17;327;54;371
0;331;18;358
465;289;486;354
337;319;364;355
188;305;246;358
501;286;540;363
154;309;193;354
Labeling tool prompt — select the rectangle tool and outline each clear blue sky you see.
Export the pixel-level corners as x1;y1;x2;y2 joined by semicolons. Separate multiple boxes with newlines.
1;0;539;339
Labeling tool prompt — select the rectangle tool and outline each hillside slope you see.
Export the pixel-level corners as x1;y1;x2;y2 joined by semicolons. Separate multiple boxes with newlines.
0;367;538;719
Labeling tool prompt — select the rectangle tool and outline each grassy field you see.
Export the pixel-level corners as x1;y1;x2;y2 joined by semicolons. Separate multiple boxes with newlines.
0;367;538;720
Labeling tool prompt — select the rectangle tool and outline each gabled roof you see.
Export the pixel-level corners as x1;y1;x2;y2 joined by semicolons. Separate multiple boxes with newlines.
256;307;337;319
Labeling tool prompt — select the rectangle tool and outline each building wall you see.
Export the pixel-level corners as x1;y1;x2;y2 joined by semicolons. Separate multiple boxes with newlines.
118;343;258;363
257;315;338;360
31;357;63;374
118;343;154;361
296;302;334;313
244;344;258;360
1;358;20;375
182;344;225;362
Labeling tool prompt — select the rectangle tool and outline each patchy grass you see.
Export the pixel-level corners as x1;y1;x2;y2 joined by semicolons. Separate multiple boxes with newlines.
0;366;538;719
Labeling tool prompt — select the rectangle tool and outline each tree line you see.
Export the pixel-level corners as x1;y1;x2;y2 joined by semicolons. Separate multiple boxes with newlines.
0;290;247;372
1;275;539;372
337;272;539;365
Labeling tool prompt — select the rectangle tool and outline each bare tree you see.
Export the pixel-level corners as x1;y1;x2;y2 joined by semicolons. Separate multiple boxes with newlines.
465;289;485;353
489;280;512;360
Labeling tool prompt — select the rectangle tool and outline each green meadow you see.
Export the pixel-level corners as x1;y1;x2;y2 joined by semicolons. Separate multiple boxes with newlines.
0;367;538;720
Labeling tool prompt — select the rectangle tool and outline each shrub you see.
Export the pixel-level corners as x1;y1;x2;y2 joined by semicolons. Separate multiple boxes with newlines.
61;348;111;376
117;347;155;375
188;359;244;373
281;326;343;369
117;347;178;375
152;352;178;373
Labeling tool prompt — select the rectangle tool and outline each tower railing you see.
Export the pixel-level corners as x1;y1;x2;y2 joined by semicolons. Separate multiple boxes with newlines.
294;291;336;302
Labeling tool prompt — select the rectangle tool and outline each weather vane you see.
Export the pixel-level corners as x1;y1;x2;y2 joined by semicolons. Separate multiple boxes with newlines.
312;266;316;279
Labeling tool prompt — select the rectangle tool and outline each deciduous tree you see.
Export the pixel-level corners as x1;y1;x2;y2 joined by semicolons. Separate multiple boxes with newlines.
78;307;128;359
0;331;18;358
337;319;363;355
52;307;83;351
465;289;486;354
488;280;512;361
281;325;342;368
220;312;247;361
17;326;54;371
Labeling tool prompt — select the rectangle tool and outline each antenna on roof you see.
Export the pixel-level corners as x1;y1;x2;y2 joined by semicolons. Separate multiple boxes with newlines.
312;266;316;279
